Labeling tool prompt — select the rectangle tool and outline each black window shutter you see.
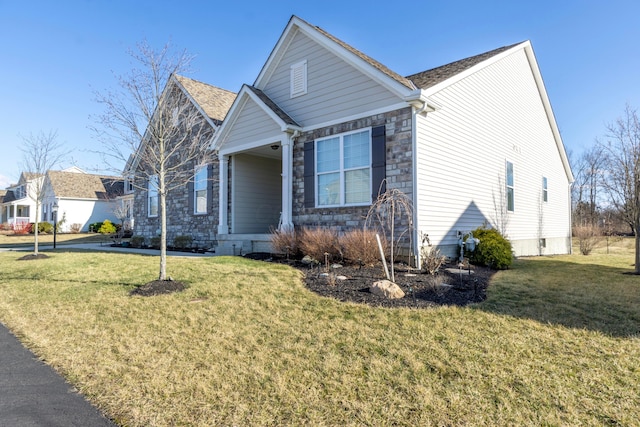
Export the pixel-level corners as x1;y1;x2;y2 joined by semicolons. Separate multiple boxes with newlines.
187;172;194;214
207;163;214;213
304;141;315;208
371;125;386;200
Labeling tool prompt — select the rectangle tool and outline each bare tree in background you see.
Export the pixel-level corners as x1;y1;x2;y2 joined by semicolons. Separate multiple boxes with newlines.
92;41;215;282
571;144;605;226
598;104;640;273
20;130;67;256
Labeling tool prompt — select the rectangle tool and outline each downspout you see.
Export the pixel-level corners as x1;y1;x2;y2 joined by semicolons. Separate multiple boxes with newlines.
412;107;420;269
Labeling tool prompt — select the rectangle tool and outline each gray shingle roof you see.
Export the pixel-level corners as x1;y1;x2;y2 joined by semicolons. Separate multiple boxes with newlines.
247;86;300;127
47;171;124;200
298;16;417;91
406;43;521;89
174;75;237;124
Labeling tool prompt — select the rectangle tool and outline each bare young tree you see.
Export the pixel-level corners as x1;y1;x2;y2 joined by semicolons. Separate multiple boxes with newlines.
598;104;640;273
20;130;67;256
571;144;605;226
92;41;215;282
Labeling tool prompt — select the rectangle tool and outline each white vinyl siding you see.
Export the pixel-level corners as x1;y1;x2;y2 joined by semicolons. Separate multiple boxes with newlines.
262;30;401;127
316;129;371;207
194;166;207;214
415;48;571;257
148;175;158;217
223;97;282;151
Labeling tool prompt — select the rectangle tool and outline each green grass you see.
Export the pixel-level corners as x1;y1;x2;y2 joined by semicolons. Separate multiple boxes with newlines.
0;231;112;247
0;241;639;426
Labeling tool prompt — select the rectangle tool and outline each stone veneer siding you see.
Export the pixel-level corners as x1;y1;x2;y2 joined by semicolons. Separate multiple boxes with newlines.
132;159;220;249
292;107;413;231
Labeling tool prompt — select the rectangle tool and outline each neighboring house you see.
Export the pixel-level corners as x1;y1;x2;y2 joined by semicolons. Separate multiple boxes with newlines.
211;16;573;261
1;172;44;227
128;74;236;248
41;167;124;232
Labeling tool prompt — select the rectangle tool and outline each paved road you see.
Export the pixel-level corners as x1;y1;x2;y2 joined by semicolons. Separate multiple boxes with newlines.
0;323;116;426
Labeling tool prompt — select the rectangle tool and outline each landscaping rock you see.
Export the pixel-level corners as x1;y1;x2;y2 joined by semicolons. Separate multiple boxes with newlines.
370;280;405;299
336;275;348;281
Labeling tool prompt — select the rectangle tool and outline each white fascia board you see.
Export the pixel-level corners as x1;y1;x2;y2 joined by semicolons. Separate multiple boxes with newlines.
522;43;574;183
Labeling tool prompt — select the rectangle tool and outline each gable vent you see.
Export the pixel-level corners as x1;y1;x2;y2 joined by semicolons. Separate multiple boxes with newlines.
290;60;307;98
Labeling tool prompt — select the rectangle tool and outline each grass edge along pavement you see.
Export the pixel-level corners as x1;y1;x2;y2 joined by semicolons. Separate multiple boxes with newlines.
0;242;638;426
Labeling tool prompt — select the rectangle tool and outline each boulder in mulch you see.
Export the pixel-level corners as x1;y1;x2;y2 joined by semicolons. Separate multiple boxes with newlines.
370;280;405;299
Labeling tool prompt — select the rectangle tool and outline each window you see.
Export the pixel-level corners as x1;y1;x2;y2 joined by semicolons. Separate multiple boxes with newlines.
290;60;307;98
148;175;158;217
317;129;371;206
506;161;514;212
542;177;548;202
126;176;134;193
194;166;207;214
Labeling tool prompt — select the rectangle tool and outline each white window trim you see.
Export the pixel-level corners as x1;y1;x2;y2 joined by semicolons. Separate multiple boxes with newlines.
148;175;158;218
315;128;372;208
194;166;208;215
506;161;514;212
542;176;548;203
290;60;307;98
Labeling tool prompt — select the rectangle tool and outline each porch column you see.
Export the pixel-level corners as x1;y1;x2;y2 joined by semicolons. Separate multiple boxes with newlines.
218;153;230;235
280;134;294;231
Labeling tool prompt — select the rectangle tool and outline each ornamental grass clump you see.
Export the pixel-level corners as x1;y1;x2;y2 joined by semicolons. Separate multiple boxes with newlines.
341;228;386;266
298;227;340;262
467;226;513;270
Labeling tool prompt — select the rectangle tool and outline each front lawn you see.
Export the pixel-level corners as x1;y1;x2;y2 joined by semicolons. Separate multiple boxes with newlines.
0;241;638;426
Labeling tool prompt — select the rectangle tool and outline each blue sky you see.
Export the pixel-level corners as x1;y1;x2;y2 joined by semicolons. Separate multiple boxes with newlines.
1;0;639;188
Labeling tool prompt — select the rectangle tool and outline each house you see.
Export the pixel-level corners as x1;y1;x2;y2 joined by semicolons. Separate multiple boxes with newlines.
40;167;124;232
211;16;573;261
128;74;236;248
1;172;44;228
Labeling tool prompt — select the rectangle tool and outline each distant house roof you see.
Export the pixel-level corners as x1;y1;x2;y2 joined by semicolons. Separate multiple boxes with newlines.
406;43;521;89
2;190;17;203
47;170;124;200
0;190;6;203
174;75;237;125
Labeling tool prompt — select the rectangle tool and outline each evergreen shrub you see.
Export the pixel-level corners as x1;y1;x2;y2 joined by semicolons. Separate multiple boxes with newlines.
467;226;513;270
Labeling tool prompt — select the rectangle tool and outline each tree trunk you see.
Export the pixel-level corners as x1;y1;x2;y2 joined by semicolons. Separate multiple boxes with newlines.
159;183;167;281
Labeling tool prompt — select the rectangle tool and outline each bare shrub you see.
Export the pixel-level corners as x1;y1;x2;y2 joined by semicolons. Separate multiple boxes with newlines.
341;229;387;266
420;234;446;275
573;224;601;255
69;223;83;234
365;186;414;282
298;227;340;262
269;227;298;257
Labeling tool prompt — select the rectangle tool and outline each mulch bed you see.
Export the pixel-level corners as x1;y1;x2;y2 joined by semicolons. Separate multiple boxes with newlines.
129;279;188;296
17;253;50;261
245;253;497;309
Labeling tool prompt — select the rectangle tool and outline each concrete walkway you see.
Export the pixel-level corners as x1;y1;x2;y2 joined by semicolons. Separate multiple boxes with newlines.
0;323;116;426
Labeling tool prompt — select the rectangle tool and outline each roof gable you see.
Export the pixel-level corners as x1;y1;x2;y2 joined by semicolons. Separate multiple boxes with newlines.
254;15;417;98
173;75;236;125
125;75;234;174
